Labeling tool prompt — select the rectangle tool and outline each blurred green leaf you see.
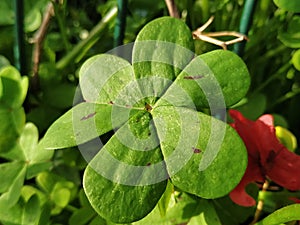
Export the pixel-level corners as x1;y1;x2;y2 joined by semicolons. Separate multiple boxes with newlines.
273;114;289;128
133;193;201;225
0;55;10;69
0;0;14;26
0;107;25;153
27;162;53;179
292;49;300;71
278;16;300;48
21;185;48;205
158;181;173;217
0;161;25;193
0;202;22;225
188;199;221;225
43;83;76;109
27;105;61;133
25;8;42;32
212;184;258;225
89;216;107;225
21;123;53;164
69;207;96;225
258;190;300;213
22;195;41;225
273;0;300;12
233;93;267;120
275;126;297;152
0;66;28;108
36;172;57;193
51;187;71;208
0;164;26;208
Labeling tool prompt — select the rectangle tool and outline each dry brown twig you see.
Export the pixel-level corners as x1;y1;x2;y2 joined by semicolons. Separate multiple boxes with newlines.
192;16;248;50
29;2;55;92
164;0;180;18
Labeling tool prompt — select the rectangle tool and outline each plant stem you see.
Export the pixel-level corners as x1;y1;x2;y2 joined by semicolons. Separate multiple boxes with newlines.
252;62;291;95
13;0;26;74
249;180;269;225
234;0;257;56
114;0;128;47
52;0;71;51
30;2;54;92
56;6;118;71
270;88;300;108
165;0;180;18
65;204;78;212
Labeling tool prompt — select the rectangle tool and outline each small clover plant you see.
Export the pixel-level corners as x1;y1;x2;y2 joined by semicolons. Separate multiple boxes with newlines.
41;17;251;223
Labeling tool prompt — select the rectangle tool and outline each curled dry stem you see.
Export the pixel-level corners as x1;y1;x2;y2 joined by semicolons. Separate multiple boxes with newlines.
29;2;55;92
192;16;248;50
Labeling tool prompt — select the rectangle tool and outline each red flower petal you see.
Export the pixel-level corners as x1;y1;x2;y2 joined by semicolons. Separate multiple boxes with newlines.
229;109;300;207
229;157;264;207
268;146;300;190
229;110;260;160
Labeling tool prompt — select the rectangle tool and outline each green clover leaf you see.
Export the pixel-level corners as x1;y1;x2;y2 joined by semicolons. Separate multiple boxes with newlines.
0;66;28;153
40;17;250;223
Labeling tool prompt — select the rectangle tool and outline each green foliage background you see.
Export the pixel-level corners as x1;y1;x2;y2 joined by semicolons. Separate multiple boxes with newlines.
0;0;300;224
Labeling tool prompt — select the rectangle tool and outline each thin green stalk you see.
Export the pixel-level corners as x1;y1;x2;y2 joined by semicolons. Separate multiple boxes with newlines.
52;0;71;51
270;88;300;108
13;0;26;74
249;45;288;66
234;0;257;56
56;6;118;71
114;0;128;47
252;62;291;94
65;204;78;212
262;45;287;60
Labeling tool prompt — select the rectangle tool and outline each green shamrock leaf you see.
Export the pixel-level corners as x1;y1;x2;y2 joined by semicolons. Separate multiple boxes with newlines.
40;17;250;223
0;66;28;153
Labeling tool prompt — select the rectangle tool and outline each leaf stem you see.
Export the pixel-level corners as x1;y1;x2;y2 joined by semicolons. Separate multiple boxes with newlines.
164;0;180;18
249;180;269;225
52;0;71;51
252;62;291;95
65;204;78;212
270;88;300;108
30;2;54;92
114;0;128;47
234;0;258;56
13;0;26;74
56;6;118;71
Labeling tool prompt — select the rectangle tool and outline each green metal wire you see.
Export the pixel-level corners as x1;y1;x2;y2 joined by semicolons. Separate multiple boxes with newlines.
13;0;26;74
234;0;257;56
114;0;128;47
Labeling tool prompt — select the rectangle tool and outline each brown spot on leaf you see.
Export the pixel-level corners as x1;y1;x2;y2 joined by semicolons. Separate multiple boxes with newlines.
192;147;202;154
184;75;204;80
81;112;96;121
108;101;114;105
145;103;152;112
146;162;151;166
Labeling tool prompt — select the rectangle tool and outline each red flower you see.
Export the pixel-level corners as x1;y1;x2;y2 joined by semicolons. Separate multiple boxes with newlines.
229;109;300;207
